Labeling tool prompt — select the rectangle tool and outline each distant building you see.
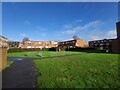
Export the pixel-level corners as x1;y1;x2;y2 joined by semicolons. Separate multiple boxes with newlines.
7;41;23;49
46;41;58;48
89;39;115;52
0;35;8;48
23;40;58;49
89;22;120;53
58;39;88;50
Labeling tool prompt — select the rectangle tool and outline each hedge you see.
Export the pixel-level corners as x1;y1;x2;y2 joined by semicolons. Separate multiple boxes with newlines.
66;47;106;53
8;48;42;53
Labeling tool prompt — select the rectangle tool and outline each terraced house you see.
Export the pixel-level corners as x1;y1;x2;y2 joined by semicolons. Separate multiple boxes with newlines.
58;39;88;50
89;39;115;52
23;40;58;49
89;21;120;53
7;41;23;49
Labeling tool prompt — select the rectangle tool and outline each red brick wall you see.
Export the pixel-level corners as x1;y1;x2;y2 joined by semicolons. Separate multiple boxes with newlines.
76;39;89;48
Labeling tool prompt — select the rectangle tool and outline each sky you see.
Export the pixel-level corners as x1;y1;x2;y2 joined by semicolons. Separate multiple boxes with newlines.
2;2;118;42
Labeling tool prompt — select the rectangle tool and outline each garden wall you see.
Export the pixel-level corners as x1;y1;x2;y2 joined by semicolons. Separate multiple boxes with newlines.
0;47;7;71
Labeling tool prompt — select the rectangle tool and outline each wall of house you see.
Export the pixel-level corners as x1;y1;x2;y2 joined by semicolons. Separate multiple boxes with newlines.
112;39;120;53
7;41;22;49
23;41;58;48
116;22;120;39
76;39;88;48
0;47;7;71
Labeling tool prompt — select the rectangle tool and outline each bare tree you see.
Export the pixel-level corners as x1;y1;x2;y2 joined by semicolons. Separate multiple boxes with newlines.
73;35;80;40
22;37;29;43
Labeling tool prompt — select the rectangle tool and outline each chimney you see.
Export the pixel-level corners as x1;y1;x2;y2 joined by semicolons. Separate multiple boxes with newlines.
116;2;120;39
116;22;120;39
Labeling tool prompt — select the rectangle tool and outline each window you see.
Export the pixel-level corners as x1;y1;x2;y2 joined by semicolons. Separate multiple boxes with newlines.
27;46;31;48
73;41;75;43
46;46;48;48
39;46;42;48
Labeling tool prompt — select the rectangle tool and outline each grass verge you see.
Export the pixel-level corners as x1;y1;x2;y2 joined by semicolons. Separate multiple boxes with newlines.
7;51;83;58
6;61;14;68
34;53;120;88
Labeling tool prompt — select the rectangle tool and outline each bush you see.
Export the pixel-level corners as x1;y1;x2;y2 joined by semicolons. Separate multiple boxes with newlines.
49;47;56;51
42;48;49;51
65;47;106;53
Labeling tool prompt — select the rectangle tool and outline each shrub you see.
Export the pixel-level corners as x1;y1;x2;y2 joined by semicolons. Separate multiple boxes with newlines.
49;47;56;51
42;48;49;51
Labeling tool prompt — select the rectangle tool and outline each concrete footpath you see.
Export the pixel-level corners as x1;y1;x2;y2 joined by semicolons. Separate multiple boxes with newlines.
2;58;37;88
2;54;80;88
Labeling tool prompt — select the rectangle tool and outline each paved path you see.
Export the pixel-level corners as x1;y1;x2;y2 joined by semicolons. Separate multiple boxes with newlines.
2;58;37;88
2;54;80;88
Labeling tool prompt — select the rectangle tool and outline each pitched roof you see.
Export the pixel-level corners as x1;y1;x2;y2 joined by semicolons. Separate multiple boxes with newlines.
0;35;7;40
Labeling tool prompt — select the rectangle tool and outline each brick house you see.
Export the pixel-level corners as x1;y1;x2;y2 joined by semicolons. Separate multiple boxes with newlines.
0;35;8;70
112;22;120;53
57;39;88;51
23;40;58;49
89;39;115;51
47;41;58;48
89;22;120;53
7;41;23;49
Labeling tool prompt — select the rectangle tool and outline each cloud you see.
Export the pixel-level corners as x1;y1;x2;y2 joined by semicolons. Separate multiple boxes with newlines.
41;32;46;37
61;20;101;35
75;19;82;23
20;33;27;37
58;20;117;42
36;26;46;32
106;30;117;39
62;30;76;35
63;24;73;29
35;26;46;37
24;20;31;25
87;30;117;41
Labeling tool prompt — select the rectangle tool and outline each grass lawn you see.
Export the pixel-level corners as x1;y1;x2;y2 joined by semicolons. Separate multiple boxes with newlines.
0;61;14;71
34;53;120;88
7;51;83;58
7;61;14;68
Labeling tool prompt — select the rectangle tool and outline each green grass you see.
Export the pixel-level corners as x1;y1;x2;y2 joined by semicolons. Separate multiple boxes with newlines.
34;53;120;88
7;61;14;68
7;51;83;58
0;61;14;71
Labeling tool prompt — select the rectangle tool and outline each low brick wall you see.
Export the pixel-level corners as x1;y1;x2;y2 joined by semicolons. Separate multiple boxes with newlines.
0;47;7;71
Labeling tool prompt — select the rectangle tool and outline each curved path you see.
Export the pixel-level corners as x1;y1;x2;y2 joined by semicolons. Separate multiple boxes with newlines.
2;58;37;88
2;54;80;88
